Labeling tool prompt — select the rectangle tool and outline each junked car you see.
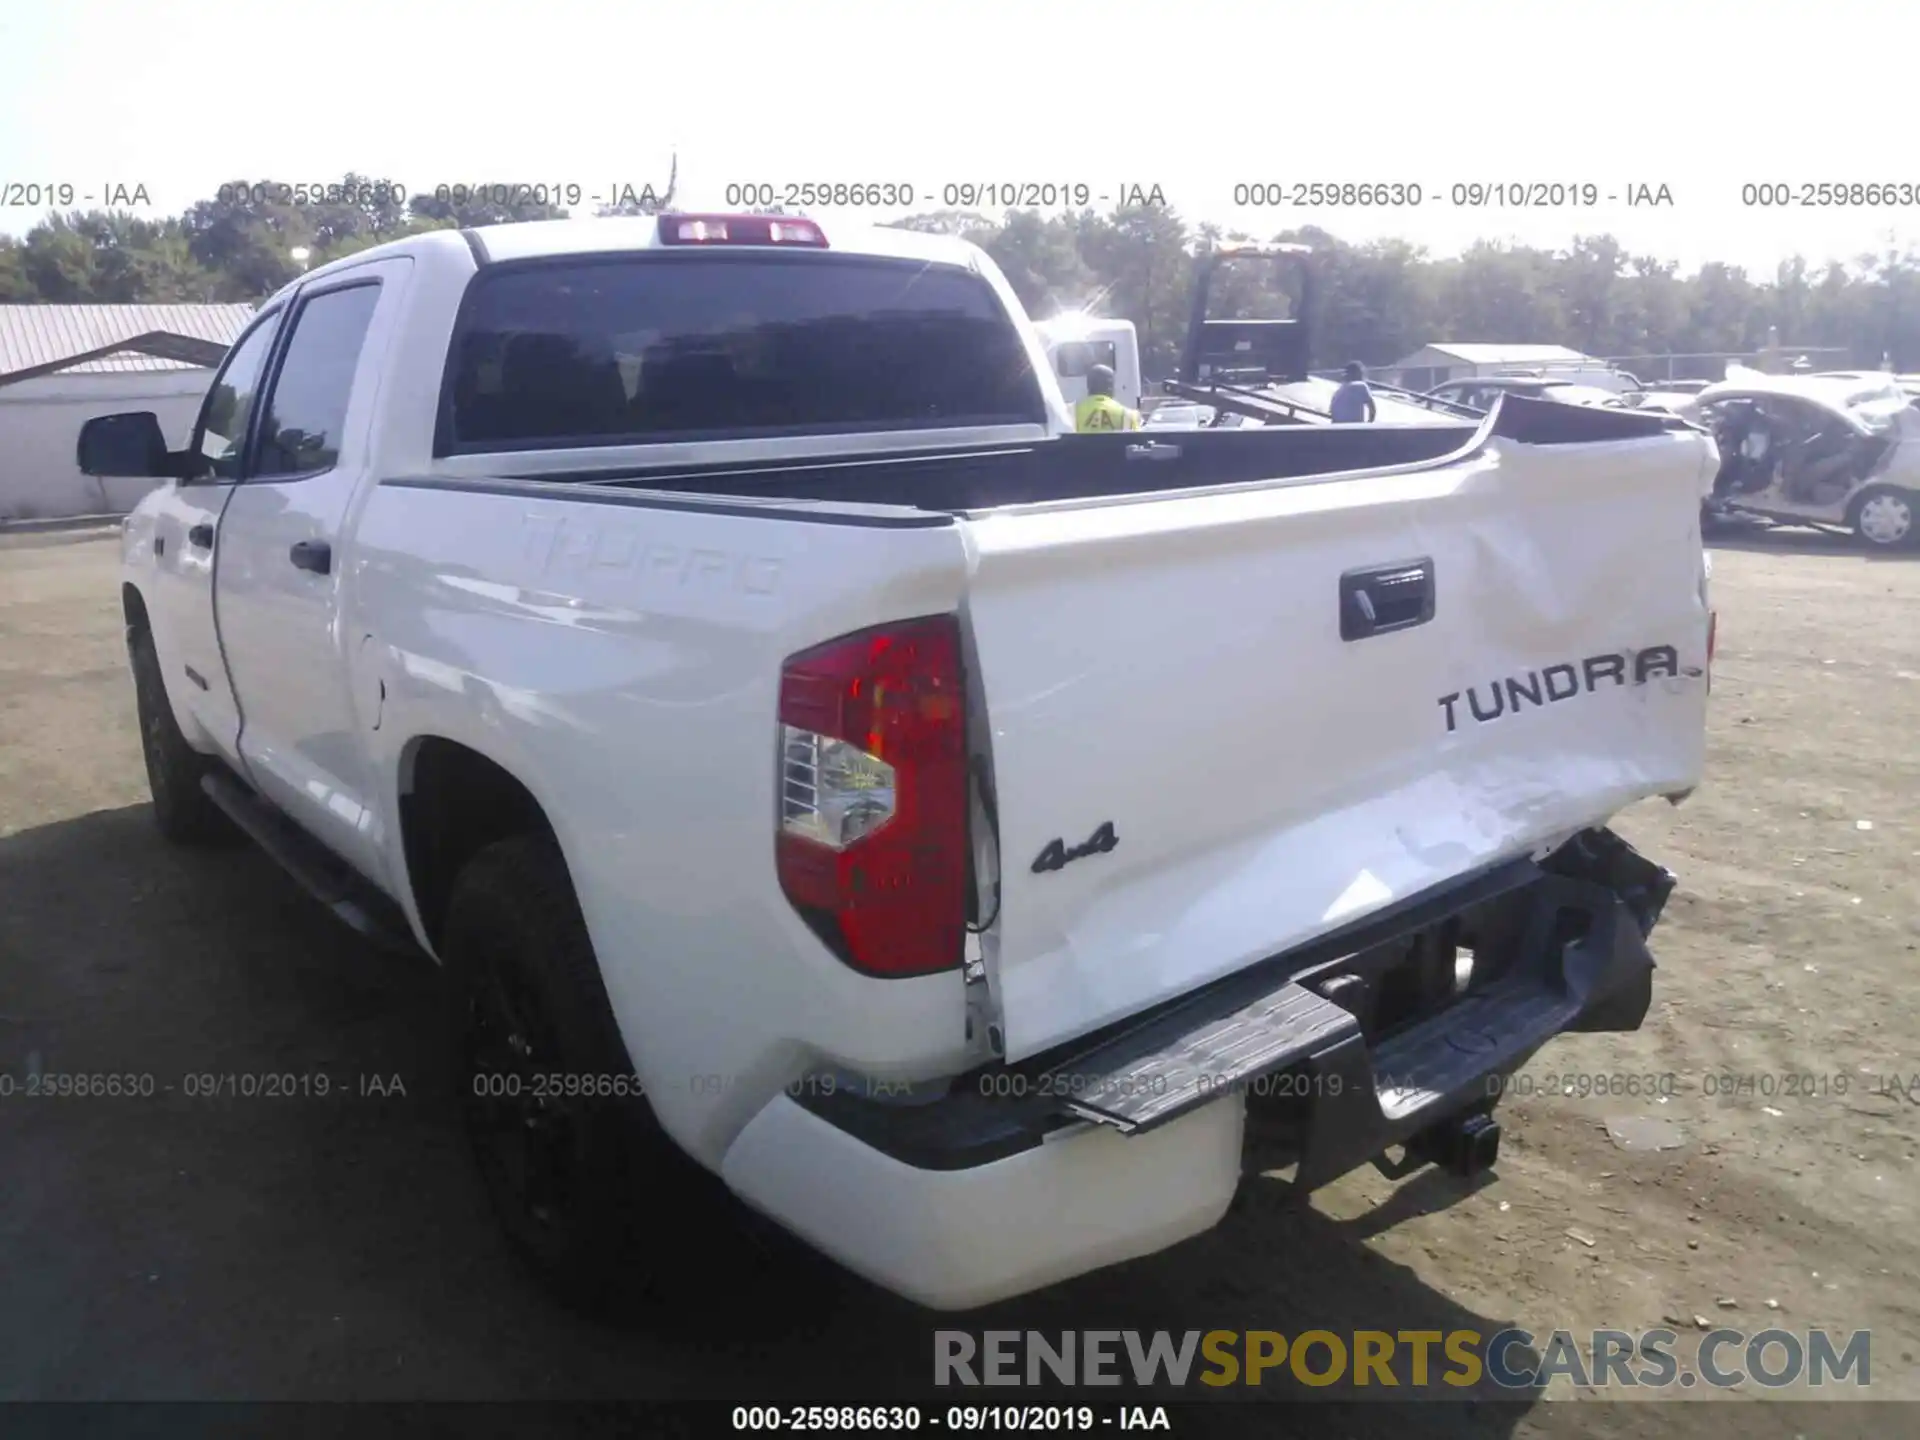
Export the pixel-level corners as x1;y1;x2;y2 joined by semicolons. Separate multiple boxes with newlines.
1425;376;1629;413
1142;400;1216;430
1626;379;1715;412
1681;367;1920;548
1820;370;1920;404
1141;401;1256;430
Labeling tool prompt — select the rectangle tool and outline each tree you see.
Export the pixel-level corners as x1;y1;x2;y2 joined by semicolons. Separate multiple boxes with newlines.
1439;242;1570;346
179;182;320;298
1074;203;1191;375
11;215;101;300
978;208;1095;319
310;215;455;269
405;187;567;230
1687;262;1762;354
1622;254;1685;363
1558;235;1629;353
888;208;995;238
0;238;31;301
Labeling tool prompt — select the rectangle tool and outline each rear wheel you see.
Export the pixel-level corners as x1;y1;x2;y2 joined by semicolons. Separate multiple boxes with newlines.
443;833;705;1321
128;628;237;845
1851;485;1917;549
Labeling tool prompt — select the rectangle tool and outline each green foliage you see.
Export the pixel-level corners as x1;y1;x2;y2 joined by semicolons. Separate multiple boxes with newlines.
888;210;1919;375
5;176;1917;371
2;169;674;303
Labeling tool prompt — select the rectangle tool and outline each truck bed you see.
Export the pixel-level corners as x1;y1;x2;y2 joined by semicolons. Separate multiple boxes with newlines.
371;391;1712;1068
487;395;1687;516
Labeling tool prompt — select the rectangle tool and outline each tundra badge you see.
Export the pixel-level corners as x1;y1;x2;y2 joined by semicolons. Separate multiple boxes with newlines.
1438;645;1684;734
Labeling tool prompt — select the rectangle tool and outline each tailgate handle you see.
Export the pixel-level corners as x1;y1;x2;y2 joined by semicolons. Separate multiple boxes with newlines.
1340;558;1435;641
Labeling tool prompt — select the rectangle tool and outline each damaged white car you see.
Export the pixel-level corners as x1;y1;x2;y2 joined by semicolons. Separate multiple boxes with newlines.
1682;368;1920;549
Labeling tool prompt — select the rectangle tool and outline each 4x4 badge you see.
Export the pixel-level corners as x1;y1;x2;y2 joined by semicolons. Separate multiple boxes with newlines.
1031;821;1119;875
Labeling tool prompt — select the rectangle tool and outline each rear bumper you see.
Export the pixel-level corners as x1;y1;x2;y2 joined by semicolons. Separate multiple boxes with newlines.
722;827;1674;1310
720;1088;1246;1312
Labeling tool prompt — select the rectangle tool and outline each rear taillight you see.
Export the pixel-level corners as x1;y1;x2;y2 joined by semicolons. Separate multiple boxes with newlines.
776;616;968;977
659;213;829;247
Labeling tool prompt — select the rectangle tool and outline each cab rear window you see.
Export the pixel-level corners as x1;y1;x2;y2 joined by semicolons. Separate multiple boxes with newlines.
440;252;1046;452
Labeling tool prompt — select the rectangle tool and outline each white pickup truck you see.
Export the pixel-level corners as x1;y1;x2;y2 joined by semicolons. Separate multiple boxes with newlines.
84;211;1716;1316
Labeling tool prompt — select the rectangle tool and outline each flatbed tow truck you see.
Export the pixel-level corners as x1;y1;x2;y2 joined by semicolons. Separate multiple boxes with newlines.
1163;245;1479;426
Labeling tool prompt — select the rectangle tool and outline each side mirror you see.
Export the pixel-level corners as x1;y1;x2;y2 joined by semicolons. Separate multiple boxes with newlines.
77;411;173;478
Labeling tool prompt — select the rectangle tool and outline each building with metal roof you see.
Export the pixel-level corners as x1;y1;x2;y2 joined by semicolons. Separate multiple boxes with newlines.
1396;343;1594;368
0;303;255;384
1;304;256;522
1385;342;1602;392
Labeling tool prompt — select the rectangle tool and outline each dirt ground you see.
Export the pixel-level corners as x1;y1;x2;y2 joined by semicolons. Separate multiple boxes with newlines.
1;525;1914;1438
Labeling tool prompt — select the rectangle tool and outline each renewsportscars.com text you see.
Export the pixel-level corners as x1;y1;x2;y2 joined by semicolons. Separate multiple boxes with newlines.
933;1328;1871;1391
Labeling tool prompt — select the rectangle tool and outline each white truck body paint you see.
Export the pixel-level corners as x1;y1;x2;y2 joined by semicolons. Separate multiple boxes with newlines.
110;214;1712;1309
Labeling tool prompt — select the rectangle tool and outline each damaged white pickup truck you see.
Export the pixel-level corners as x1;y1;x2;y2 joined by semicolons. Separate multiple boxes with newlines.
85;212;1717;1315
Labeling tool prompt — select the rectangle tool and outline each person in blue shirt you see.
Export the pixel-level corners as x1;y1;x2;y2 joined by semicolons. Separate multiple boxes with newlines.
1329;361;1377;423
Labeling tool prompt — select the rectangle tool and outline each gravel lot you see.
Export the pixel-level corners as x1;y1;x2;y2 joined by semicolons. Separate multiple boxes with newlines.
1;526;1913;1438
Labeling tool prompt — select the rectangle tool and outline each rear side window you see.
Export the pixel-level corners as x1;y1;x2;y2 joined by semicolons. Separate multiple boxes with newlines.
443;253;1046;451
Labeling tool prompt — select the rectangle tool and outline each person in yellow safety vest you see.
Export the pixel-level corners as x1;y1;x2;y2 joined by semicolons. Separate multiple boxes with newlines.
1073;363;1141;432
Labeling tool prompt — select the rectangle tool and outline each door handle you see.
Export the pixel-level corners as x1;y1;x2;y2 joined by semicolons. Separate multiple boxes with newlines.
187;523;215;549
1340;558;1436;641
289;539;333;575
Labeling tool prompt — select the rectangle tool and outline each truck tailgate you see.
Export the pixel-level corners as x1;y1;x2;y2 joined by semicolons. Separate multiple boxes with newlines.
961;423;1713;1063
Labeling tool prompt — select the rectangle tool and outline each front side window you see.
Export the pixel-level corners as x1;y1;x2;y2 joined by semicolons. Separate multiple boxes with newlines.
255;284;383;478
443;252;1045;451
191;314;281;481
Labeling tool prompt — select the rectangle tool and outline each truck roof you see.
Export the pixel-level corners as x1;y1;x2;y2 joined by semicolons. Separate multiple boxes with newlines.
274;214;987;303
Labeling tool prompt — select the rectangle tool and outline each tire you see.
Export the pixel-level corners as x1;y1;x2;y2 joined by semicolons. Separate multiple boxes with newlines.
128;627;238;846
442;833;708;1321
1850;485;1918;549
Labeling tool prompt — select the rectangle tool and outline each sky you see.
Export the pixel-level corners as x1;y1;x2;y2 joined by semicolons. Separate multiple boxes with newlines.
2;0;1918;275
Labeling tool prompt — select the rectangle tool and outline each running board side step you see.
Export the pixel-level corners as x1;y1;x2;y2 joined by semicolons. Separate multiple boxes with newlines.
200;770;424;958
